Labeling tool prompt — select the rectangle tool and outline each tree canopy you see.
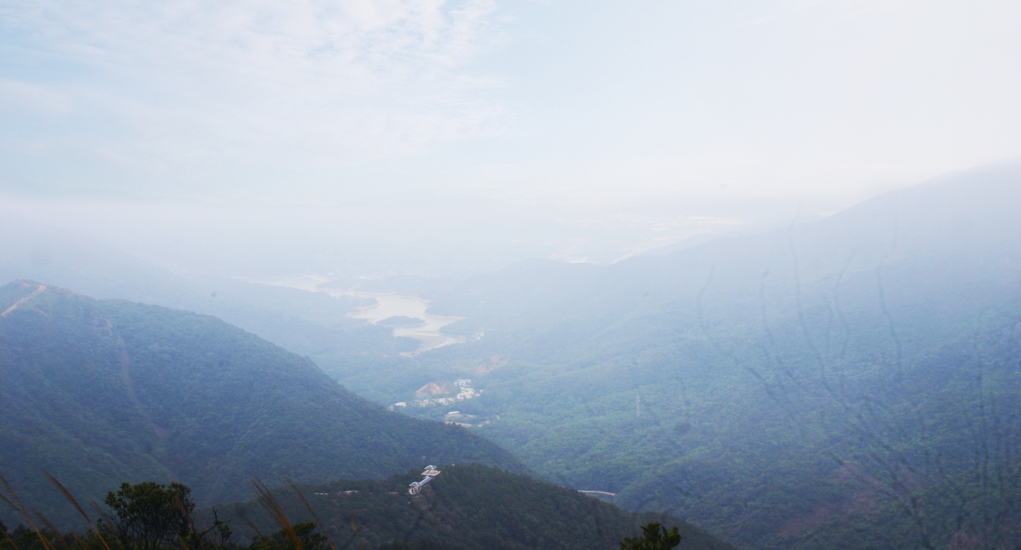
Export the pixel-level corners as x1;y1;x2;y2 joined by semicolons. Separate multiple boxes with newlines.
619;523;681;550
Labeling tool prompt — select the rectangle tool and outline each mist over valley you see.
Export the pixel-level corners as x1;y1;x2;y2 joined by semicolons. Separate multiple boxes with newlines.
3;2;1021;549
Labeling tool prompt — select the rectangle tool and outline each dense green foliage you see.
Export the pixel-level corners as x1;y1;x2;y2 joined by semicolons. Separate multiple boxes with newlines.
200;464;734;550
1;474;729;550
104;481;196;550
4;165;1020;549
317;166;1021;549
620;523;681;550
2;479;268;550
0;282;525;528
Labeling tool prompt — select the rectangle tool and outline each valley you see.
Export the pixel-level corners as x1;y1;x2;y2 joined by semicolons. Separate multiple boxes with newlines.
2;164;1020;550
0;281;523;528
3;2;1017;547
322;164;1021;549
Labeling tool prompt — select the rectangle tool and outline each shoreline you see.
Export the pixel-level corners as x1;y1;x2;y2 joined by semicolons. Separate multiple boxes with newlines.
236;274;467;355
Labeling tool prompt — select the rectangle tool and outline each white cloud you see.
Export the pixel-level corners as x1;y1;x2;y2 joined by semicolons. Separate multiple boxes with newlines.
3;0;1020;202
0;79;70;113
1;0;507;169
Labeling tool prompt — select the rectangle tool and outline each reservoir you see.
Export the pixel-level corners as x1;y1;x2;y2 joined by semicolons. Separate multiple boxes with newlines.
237;274;465;356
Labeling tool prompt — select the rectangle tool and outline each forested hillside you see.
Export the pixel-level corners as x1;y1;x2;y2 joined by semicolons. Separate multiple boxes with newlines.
4;164;1018;548
0;281;524;528
334;163;1021;549
200;464;738;550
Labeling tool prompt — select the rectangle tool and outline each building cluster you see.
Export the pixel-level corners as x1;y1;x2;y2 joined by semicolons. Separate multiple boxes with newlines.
389;379;481;410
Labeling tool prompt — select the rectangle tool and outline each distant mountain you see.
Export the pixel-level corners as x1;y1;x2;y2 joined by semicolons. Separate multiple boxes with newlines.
0;212;206;308
0;212;419;367
0;281;525;529
343;162;1021;549
425;161;1021;358
200;463;739;550
5;161;1019;549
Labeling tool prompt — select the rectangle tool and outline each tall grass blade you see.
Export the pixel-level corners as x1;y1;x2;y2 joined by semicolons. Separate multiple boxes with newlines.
41;471;113;550
88;502;125;550
233;506;267;542
251;477;303;550
34;510;73;550
176;496;202;550
1;518;23;550
0;473;55;550
282;477;337;550
349;515;364;550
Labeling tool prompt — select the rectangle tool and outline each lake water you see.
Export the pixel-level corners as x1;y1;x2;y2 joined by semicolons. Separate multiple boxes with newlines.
237;274;465;356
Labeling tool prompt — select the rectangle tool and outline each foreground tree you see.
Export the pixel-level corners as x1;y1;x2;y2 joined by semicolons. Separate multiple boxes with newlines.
104;482;195;550
0;524;67;550
619;522;681;550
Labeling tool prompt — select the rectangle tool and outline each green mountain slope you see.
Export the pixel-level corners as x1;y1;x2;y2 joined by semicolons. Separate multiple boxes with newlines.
0;281;525;528
321;163;1021;548
200;463;738;550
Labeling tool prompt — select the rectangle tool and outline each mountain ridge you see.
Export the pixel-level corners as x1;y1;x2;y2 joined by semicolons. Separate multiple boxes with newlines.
333;163;1021;549
0;281;526;528
196;463;740;550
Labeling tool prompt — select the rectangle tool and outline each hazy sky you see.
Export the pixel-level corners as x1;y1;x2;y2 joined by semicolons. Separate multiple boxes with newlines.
2;0;1020;205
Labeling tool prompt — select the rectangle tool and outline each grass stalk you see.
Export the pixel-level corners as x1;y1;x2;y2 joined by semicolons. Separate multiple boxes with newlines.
251;478;303;550
41;471;113;550
33;511;73;550
0;474;55;550
88;502;125;550
1;520;23;550
233;507;267;542
282;477;337;550
177;497;202;550
349;515;364;550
